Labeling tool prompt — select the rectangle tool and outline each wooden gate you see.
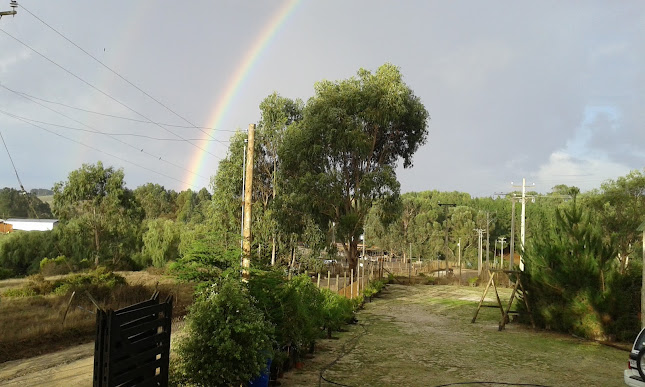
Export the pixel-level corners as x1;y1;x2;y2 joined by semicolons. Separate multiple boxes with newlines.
93;291;173;387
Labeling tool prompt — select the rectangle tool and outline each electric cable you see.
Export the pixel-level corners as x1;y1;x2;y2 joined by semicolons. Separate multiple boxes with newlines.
0;110;199;189
0;127;25;192
7;88;237;132
0;109;229;142
20;4;232;142
0;85;210;181
0;27;221;159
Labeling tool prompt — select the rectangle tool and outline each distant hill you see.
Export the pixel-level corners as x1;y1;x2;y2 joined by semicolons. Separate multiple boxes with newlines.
30;188;54;196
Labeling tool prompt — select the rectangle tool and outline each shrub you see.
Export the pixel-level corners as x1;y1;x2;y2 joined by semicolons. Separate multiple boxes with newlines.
2;287;37;297
320;289;354;338
40;256;71;276
172;277;273;386
0;267;12;280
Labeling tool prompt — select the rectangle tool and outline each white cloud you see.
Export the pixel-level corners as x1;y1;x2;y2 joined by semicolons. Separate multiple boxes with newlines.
531;151;631;193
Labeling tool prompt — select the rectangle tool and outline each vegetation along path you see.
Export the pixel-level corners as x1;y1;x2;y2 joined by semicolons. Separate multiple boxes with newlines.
281;284;627;387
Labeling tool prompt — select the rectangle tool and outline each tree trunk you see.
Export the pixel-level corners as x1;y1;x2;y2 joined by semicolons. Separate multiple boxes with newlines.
271;236;276;265
345;239;359;277
93;227;100;267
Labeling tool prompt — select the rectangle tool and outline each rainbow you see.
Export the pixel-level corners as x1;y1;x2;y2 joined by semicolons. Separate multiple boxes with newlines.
185;0;300;190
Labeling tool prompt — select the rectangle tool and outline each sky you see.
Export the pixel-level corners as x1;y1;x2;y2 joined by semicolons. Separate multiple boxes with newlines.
0;1;643;197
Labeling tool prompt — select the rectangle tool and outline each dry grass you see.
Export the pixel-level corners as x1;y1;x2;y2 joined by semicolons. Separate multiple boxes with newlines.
0;272;195;363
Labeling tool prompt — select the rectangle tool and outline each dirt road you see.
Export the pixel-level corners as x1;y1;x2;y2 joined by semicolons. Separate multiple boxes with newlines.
281;284;628;387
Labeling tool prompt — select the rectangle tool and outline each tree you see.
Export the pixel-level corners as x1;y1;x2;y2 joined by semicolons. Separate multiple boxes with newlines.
142;219;180;267
0;187;52;218
133;183;177;220
257;93;303;264
280;64;429;272
52;162;143;266
586;169;645;271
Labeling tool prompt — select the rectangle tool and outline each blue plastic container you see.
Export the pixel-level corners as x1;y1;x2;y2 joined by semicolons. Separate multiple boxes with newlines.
248;359;272;387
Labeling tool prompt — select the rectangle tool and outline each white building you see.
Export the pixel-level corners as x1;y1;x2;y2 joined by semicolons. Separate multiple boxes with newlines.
5;218;59;232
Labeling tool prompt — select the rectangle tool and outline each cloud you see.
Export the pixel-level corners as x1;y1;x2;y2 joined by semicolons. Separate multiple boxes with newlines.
531;151;631;193
0;48;30;73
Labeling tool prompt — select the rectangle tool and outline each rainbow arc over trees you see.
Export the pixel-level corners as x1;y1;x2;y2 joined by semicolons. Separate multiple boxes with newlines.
185;0;300;190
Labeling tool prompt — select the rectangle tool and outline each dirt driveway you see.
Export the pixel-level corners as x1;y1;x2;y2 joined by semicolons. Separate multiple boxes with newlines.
281;284;628;387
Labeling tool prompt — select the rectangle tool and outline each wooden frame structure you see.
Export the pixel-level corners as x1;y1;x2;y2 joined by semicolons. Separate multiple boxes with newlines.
471;269;535;331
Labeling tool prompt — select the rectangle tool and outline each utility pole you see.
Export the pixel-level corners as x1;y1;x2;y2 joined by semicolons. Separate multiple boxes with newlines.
458;238;461;285
498;237;506;269
639;220;645;328
475;229;484;275
242;124;255;278
486;212;490;271
0;1;18;18
510;197;515;271
520;178;526;271
240;139;247;263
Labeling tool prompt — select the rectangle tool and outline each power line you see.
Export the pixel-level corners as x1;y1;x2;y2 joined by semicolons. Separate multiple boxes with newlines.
9;88;238;135
19;4;227;143
0;109;229;143
0;110;201;189
0;27;221;160
0;128;25;191
0;85;210;181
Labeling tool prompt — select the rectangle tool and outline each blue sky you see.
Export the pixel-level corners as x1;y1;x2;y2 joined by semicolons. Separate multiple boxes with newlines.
0;1;643;196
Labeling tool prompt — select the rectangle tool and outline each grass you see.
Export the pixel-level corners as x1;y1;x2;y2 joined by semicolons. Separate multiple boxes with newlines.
281;284;628;387
0;271;195;363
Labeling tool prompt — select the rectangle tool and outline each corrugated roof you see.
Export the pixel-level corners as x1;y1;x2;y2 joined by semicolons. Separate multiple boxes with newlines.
6;218;59;223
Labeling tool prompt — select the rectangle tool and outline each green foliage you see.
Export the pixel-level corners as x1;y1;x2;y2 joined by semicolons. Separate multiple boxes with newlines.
0;267;12;280
39;255;70;276
320;288;355;338
522;199;619;339
172;277;273;386
169;228;239;285
0;187;52;218
133;183;177;219
279;64;429;271
0;230;55;275
52;162;143;266
142;219;180;268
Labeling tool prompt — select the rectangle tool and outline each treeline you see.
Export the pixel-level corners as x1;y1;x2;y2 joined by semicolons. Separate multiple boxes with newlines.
363;170;644;340
0;162;214;278
0;187;52;219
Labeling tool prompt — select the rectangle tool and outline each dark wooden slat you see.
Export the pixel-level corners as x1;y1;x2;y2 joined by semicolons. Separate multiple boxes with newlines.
114;303;166;324
115;298;157;315
120;318;165;339
111;345;165;374
124;331;169;353
112;357;164;386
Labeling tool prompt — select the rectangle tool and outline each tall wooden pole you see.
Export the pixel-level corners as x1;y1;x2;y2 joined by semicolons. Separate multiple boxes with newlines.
510;198;515;271
641;226;645;328
242;124;255;278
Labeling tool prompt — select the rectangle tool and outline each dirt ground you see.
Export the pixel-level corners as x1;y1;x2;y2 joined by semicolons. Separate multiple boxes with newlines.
0;283;629;386
281;284;629;387
0;320;186;387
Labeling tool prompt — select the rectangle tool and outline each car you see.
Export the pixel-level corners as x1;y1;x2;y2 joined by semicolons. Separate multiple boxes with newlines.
625;327;645;386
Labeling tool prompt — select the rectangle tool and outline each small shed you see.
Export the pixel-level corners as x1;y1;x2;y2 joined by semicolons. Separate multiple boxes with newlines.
5;218;58;232
0;219;13;233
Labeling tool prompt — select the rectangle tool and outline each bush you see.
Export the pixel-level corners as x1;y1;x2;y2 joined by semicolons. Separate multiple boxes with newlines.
2;287;37;297
172;277;273;386
320;289;354;338
0;267;12;280
40;256;71;276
